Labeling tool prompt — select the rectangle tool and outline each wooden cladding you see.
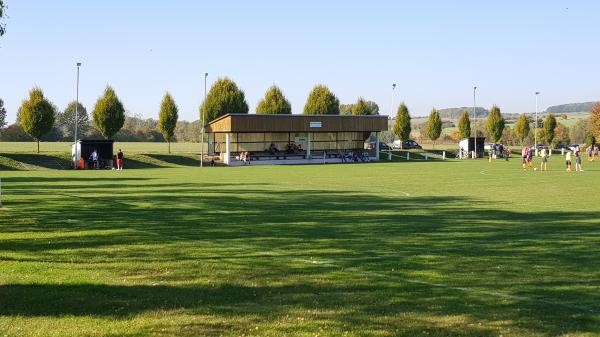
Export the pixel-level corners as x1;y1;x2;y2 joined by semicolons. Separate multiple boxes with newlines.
206;114;388;133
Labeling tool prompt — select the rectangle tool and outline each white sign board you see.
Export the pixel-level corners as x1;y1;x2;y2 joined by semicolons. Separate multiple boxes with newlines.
309;121;322;128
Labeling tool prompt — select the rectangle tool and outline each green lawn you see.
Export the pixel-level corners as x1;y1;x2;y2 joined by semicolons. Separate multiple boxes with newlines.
1;158;599;336
0;142;201;154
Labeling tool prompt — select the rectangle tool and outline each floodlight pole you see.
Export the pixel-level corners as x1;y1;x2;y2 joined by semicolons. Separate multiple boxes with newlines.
74;62;81;169
391;83;396;116
390;83;396;152
201;72;208;167
473;86;477;158
535;92;540;156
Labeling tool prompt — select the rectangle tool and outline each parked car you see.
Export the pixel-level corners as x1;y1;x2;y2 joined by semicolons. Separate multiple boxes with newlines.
557;143;578;151
366;142;389;150
392;139;422;149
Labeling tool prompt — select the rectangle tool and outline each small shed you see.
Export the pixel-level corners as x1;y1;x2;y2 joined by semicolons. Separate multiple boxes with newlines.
72;139;114;169
458;137;485;158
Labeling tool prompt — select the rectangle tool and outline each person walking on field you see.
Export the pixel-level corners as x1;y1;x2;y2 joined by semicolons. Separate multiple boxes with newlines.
575;147;584;172
116;149;124;170
522;146;528;170
565;149;572;171
540;147;548;171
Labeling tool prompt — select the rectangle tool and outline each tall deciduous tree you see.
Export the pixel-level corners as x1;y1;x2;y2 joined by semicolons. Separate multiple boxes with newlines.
351;98;372;115
303;85;340;115
427;108;442;147
514;114;530;145
486;105;505;143
590;102;600;138
544;113;557;146
457;110;471;139
18;87;56;152
256;86;291;114
158;92;179;153
553;123;570;147
0;0;6;37
0;98;7;129
200;78;248;123
57;101;89;140
392;103;411;148
92;86;125;139
569;118;591;144
341;101;379;115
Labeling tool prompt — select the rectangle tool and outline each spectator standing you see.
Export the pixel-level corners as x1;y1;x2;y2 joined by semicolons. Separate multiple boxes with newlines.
117;149;124;170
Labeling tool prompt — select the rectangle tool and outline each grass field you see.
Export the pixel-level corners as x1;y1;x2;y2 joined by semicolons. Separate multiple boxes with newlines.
1;155;599;336
0;142;201;154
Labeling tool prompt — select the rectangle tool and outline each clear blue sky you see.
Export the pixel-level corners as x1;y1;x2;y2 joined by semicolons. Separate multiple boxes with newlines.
1;0;599;123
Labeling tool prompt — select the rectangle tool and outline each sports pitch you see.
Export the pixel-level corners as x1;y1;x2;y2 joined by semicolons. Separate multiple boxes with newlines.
0;158;599;336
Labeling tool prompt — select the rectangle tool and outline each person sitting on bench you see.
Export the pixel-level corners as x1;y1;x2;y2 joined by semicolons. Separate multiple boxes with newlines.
268;143;278;155
89;149;99;169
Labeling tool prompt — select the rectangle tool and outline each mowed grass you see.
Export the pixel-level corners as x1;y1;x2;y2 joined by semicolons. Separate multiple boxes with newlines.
1;159;599;336
0;142;201;154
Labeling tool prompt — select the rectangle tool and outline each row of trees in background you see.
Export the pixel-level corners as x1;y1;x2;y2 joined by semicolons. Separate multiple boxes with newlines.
390;102;600;148
199;78;379;122
2;76;600;149
1;78;377;151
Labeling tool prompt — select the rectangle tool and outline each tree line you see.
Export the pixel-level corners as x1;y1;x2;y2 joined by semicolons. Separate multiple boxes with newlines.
391;103;600;148
0;78;379;152
2;77;599;151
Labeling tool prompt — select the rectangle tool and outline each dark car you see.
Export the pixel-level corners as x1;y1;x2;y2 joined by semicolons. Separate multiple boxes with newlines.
393;139;422;149
366;142;389;150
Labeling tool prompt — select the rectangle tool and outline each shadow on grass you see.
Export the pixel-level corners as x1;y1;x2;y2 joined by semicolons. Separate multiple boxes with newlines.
0;283;505;336
144;153;200;167
1;153;71;170
1;178;599;335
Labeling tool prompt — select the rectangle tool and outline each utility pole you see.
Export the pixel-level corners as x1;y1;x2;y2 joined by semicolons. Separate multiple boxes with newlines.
201;72;208;167
535;92;540;156
473;86;477;158
74;62;81;169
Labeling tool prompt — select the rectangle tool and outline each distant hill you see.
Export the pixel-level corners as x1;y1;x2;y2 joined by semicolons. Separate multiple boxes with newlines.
437;107;489;119
545;102;598;114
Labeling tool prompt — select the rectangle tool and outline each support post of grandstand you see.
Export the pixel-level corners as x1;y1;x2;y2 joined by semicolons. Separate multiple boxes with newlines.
443;151;446;160
375;132;380;160
307;133;312;159
425;153;428;161
224;133;231;165
388;150;392;161
407;152;410;161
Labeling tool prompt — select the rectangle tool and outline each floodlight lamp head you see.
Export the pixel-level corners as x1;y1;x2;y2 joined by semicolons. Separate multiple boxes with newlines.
392;83;396;89
204;73;208;77
535;91;540;95
77;62;82;67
